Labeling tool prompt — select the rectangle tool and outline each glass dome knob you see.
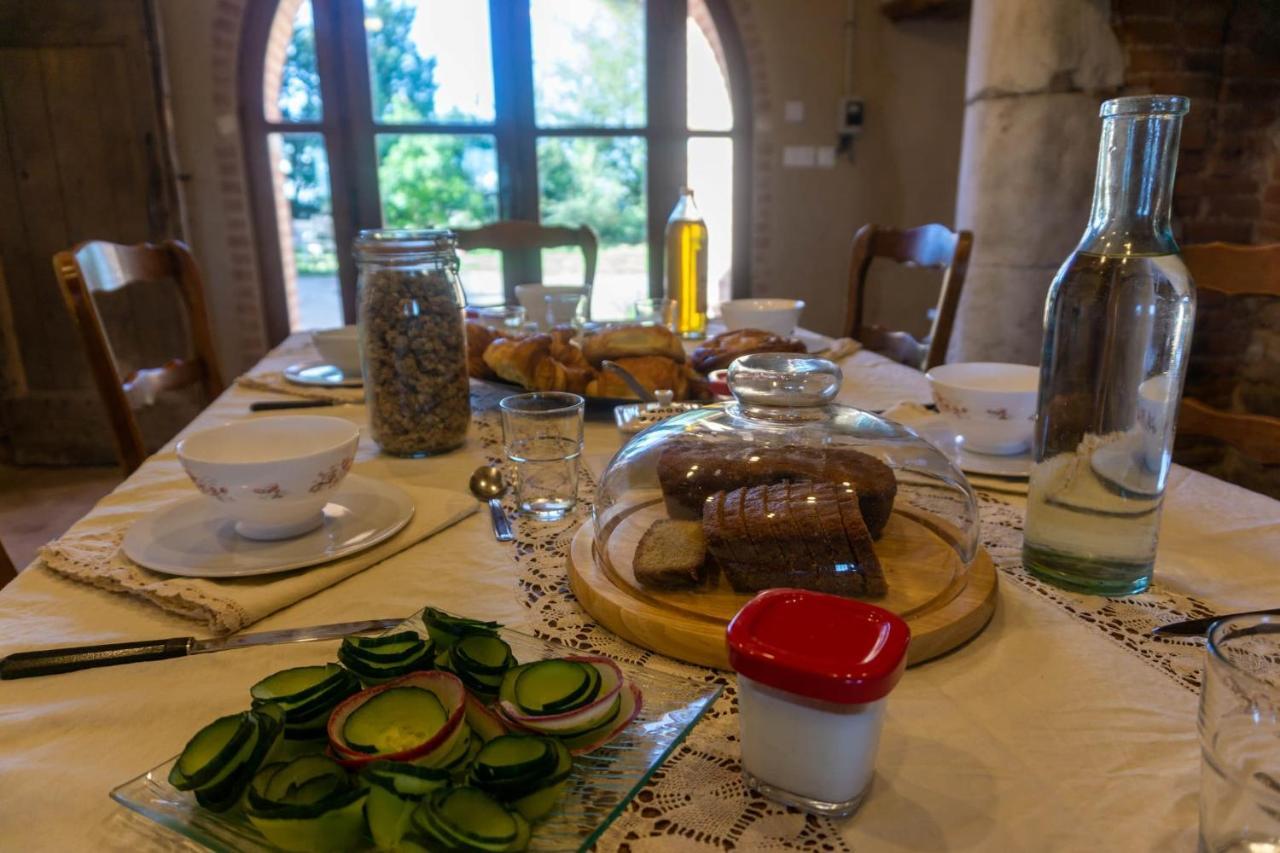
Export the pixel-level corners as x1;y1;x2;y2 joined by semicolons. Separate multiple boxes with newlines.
727;353;843;409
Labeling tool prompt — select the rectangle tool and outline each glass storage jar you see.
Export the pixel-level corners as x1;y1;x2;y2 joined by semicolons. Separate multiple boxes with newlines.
589;353;980;657
354;228;471;456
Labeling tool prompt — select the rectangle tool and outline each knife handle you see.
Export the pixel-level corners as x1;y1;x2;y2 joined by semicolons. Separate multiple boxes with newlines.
0;637;192;679
250;400;334;411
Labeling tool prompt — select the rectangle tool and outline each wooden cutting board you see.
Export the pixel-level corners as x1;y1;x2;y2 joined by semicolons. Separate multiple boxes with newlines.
567;497;997;670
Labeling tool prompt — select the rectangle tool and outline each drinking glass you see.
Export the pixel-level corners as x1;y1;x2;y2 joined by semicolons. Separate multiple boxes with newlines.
474;305;526;335
544;292;586;329
1199;613;1280;852
499;392;585;520
633;298;677;331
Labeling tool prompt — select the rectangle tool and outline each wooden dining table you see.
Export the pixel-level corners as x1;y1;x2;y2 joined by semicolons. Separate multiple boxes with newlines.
1;331;1277;851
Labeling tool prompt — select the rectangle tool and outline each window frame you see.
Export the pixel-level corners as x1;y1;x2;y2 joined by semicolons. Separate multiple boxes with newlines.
241;0;752;342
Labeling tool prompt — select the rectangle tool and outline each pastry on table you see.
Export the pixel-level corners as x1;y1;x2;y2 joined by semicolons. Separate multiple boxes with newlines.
655;434;897;539
587;355;688;400
689;328;807;374
632;519;709;589
482;335;596;394
703;481;886;597
466;321;501;380
581;323;685;367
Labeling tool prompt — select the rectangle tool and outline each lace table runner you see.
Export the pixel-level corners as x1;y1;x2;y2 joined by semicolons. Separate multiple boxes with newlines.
471;390;1212;850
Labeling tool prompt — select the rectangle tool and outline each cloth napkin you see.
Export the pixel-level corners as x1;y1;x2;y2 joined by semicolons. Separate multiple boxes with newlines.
37;457;477;634
236;371;366;405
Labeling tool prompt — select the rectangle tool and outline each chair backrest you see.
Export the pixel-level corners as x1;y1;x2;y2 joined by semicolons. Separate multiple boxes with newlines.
454;221;600;316
844;223;973;371
52;240;225;474
1176;241;1280;463
0;538;15;589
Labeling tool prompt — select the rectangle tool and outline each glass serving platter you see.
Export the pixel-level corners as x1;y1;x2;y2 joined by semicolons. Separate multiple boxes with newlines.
110;611;721;852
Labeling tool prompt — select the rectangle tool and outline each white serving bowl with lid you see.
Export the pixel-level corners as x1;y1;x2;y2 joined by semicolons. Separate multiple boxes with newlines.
176;415;360;540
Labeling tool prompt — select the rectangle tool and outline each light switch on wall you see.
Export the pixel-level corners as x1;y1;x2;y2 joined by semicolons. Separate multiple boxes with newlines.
784;100;805;123
782;146;817;168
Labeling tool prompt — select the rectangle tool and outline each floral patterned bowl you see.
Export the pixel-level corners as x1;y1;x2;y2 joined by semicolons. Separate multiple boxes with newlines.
176;416;360;540
925;362;1039;455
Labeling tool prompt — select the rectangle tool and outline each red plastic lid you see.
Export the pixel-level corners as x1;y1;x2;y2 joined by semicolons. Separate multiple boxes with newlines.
726;588;911;705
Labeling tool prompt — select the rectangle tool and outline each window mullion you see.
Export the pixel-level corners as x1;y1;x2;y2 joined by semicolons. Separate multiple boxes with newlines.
311;0;375;322
490;0;540;301
647;0;688;299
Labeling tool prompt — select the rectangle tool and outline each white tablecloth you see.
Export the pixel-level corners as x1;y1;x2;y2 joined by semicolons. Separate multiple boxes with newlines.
1;335;1277;852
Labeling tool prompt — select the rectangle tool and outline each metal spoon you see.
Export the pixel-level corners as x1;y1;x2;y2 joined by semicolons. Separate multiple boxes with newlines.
469;465;514;542
602;360;657;402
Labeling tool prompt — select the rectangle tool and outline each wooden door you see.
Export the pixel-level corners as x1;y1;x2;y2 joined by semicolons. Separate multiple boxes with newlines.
0;0;185;464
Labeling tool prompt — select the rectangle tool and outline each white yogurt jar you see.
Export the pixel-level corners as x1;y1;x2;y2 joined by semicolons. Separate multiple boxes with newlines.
726;588;911;817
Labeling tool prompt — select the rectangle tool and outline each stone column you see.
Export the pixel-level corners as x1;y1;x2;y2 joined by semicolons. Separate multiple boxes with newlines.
949;0;1125;364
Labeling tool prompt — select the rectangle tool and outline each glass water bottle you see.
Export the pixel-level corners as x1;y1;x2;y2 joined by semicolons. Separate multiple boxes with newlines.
664;187;709;340
1022;95;1195;596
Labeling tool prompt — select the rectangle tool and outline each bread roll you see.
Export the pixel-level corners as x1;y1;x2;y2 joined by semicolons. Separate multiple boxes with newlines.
581;324;685;366
587;356;687;400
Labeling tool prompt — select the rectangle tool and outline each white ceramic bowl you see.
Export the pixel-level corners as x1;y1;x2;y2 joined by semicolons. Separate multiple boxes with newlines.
719;298;805;337
177;416;361;540
926;362;1040;455
312;326;361;375
515;284;589;329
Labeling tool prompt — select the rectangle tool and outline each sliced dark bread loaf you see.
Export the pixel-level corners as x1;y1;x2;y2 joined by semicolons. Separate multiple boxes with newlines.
633;519;708;589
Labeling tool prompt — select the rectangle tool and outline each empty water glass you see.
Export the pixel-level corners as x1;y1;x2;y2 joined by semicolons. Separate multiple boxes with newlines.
1199;613;1280;852
544;292;586;329
633;298;677;331
474;305;526;334
499;392;584;521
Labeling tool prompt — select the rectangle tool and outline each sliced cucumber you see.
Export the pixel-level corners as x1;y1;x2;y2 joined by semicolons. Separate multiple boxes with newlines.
170;712;254;789
365;782;418;850
195;705;286;812
411;787;530;852
510;661;590;716
470;736;571;820
263;754;347;805
342;686;447;754
424;608;501;650
454;635;515;676
362;760;451;798
465;694;508;744
340;631;425;663
250;663;346;705
246;787;367;852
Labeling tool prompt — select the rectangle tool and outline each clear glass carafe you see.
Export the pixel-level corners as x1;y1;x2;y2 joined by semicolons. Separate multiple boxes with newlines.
1022;95;1196;596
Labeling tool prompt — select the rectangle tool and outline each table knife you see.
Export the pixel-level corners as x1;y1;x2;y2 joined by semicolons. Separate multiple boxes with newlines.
1152;608;1280;638
0;617;404;680
250;399;337;411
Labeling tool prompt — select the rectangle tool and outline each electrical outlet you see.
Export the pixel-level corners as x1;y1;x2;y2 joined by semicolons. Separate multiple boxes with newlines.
839;97;865;135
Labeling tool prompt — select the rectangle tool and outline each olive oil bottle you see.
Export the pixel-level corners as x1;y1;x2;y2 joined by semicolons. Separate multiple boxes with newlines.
664;187;708;340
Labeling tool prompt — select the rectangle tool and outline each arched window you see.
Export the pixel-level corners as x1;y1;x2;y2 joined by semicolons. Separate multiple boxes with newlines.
241;0;751;340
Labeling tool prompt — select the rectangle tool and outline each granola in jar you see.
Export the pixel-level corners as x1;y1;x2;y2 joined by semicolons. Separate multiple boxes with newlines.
354;229;470;456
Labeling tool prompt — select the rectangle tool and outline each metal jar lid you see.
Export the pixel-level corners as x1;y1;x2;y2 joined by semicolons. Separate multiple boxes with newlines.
353;228;458;264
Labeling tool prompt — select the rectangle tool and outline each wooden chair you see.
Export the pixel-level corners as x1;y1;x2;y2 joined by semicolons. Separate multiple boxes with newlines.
843;223;973;371
453;221;599;315
1176;241;1280;464
0;539;16;589
52;240;225;475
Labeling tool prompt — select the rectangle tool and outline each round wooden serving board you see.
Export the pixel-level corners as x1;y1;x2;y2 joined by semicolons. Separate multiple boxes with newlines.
567;499;997;670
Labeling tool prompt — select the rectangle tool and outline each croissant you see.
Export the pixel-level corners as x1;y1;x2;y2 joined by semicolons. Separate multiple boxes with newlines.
466;322;501;380
482;335;596;394
581;324;685;366
689;328;806;374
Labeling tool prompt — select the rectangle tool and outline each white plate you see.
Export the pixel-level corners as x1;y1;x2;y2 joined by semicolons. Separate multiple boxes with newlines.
284;361;362;388
911;419;1032;479
123;474;415;577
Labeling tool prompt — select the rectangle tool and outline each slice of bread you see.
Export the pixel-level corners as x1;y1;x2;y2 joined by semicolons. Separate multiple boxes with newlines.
633;519;708;589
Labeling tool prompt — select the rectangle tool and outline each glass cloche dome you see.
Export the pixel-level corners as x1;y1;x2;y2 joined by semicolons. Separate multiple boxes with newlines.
591;353;979;626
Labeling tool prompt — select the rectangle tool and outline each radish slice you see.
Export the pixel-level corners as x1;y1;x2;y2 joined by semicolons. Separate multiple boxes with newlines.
326;671;466;769
497;657;623;733
565;683;643;756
